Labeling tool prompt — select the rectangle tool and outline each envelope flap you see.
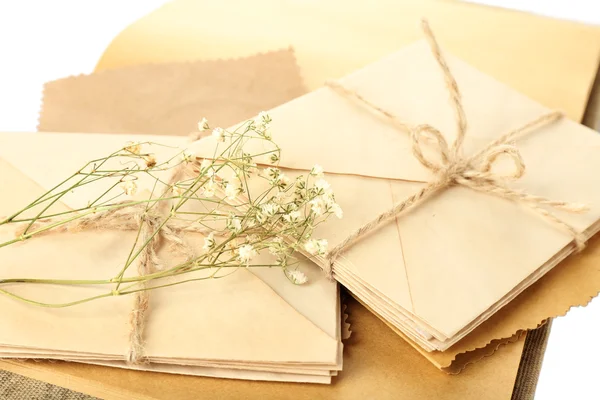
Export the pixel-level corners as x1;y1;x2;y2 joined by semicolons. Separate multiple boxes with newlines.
249;263;339;338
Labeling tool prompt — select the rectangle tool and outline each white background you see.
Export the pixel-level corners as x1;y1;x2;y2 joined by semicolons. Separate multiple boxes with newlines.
0;1;599;399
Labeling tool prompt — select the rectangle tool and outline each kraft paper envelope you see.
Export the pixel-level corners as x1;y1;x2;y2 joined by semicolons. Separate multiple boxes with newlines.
189;40;600;352
0;132;342;384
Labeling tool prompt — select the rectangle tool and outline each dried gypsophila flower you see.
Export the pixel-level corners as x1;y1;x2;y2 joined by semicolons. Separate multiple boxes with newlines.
225;177;242;200
182;149;196;163
120;180;137;196
227;215;242;233
198;117;209;131
238;244;257;266
203;232;216;251
310;164;324;178
287;269;308;285
304;239;328;256
125;142;142;155
212;127;225;142
143;154;157;168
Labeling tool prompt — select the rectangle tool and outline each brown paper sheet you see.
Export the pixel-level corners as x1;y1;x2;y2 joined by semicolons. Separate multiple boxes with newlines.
38;49;305;135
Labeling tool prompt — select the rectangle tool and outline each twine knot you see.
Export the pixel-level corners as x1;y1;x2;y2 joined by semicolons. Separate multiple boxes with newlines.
322;20;588;280
411;122;529;192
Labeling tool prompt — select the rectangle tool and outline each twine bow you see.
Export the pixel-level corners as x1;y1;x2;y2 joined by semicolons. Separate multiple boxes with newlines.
323;20;587;278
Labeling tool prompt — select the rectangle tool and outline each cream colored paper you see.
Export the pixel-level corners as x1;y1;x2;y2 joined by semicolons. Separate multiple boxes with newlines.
188;40;600;351
0;133;342;383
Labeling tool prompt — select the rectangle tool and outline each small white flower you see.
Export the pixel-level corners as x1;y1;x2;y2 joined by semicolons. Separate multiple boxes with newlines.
120;181;137;196
330;202;343;219
268;237;284;256
238;244;257;265
254;111;271;128
203;232;216;251
314;179;331;193
272;192;288;204
198;117;209;131
255;211;266;224
310;164;324;178
282;202;298;212
304;239;328;256
288;270;308;285
125;142;142;155
283;210;302;224
309;197;326;216
212;127;225;142
200;159;217;177
279;173;291;187
259;111;271;123
203;179;216;197
225;178;242;200
263;167;280;179
182;149;195;163
228;216;242;233
261;203;279;217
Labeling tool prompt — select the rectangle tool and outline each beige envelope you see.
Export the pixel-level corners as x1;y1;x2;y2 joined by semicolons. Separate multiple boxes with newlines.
0;132;342;383
189;40;600;351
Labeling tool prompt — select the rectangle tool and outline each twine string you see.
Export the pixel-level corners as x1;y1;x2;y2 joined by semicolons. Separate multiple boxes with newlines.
13;163;204;364
322;20;587;278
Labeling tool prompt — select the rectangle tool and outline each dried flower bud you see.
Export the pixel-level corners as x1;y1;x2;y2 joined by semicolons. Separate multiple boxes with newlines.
198;117;209;131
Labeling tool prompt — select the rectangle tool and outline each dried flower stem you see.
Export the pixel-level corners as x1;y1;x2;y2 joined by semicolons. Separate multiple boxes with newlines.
0;116;342;307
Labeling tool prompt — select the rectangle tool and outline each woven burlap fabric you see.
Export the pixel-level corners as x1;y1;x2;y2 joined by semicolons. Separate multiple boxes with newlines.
0;369;97;400
511;321;553;400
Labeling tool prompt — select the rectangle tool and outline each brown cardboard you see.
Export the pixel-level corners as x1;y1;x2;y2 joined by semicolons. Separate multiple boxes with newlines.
94;0;600;123
0;297;525;400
